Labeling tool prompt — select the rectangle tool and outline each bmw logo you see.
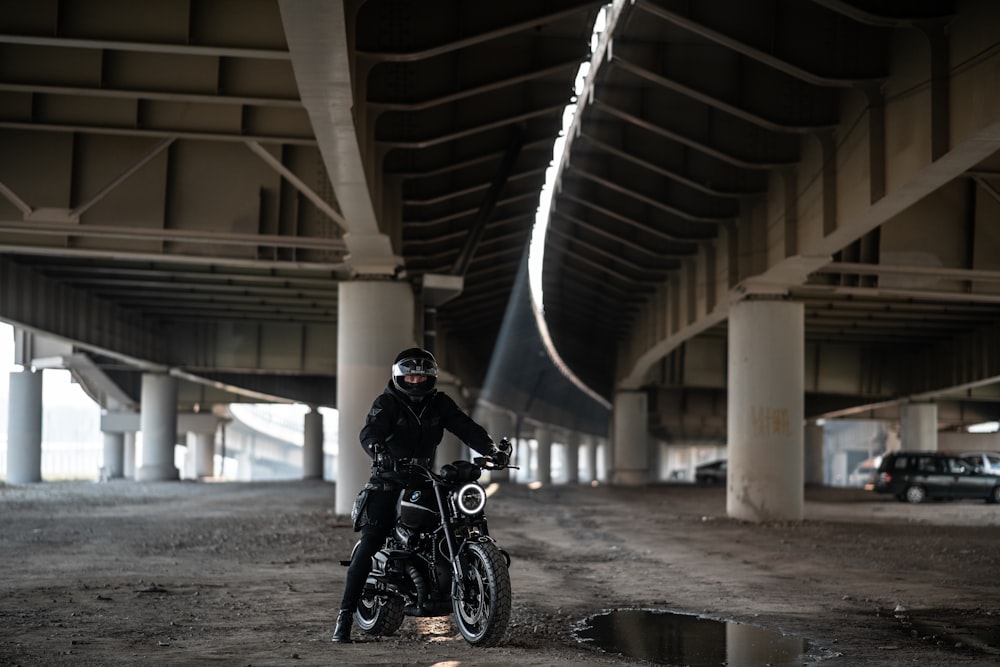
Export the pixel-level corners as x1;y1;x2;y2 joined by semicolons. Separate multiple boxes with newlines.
409;491;421;502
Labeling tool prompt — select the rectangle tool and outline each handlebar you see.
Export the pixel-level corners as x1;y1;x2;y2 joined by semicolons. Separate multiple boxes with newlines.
473;456;519;471
397;455;519;487
372;436;518;480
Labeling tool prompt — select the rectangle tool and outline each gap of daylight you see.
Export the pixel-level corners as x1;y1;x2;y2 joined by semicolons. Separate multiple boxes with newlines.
526;2;619;410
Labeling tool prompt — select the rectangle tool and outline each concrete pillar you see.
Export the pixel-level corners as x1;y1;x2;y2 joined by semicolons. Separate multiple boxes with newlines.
136;372;180;481
178;432;192;479
102;431;126;480
649;437;663;482
6;369;43;484
123;431;136;479
804;422;824;486
336;280;416;515
830;447;849;486
434;376;466;470
302;406;324;479
900;403;938;451
600;436;612;482
535;425;552;485
239;438;255;481
564;431;580;484
727;299;804;522
218;422;230;479
611;390;649;486
192;431;215;479
527;437;539;482
588;435;610;483
586;434;599;483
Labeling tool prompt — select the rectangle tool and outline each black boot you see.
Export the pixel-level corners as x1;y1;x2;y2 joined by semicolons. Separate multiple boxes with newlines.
332;610;353;643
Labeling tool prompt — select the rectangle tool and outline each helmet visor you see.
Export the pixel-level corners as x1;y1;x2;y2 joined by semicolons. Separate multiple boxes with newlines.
392;357;438;379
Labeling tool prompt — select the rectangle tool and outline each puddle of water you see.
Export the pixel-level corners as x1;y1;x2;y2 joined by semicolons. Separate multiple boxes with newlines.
574;609;811;666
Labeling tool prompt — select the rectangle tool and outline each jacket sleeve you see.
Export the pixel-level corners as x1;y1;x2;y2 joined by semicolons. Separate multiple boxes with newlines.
436;393;494;455
359;393;395;459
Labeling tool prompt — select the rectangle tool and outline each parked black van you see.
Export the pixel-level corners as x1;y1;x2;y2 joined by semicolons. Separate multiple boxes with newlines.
872;451;1000;504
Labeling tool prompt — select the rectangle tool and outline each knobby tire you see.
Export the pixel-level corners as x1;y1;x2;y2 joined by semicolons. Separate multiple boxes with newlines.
453;540;512;647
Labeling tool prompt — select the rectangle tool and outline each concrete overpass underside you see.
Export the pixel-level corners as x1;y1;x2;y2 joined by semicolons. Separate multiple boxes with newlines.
2;1;1000;493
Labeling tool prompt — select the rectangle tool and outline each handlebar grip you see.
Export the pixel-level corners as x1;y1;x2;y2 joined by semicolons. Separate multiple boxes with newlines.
475;455;518;471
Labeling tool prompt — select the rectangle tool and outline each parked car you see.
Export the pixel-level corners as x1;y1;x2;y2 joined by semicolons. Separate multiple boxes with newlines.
958;451;1000;475
848;457;880;489
695;459;727;485
873;451;1000;504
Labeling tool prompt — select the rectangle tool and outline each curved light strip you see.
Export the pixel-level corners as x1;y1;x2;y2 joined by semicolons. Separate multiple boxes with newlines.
457;483;487;515
527;2;626;411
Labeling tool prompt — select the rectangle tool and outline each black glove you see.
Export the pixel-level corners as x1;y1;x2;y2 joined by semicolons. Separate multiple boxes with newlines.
488;447;509;468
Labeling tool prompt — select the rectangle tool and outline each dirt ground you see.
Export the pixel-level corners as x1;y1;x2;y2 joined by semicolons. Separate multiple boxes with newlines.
1;478;999;667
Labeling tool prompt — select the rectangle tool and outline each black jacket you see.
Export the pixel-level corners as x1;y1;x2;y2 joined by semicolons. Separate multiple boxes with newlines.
359;382;494;464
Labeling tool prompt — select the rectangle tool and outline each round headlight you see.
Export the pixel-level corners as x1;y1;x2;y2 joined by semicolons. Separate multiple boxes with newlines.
457;483;486;515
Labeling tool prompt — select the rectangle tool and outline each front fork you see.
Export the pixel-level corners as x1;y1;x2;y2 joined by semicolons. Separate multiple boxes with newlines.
431;483;473;599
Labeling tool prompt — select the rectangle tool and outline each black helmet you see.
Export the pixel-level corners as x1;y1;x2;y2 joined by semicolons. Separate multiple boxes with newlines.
392;347;438;398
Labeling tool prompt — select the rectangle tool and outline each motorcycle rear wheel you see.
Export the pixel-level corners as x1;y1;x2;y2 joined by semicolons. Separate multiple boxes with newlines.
355;591;405;636
347;540;405;637
453;540;511;647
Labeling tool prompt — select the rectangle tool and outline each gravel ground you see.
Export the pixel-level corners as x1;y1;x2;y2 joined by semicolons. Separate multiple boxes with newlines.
0;478;998;666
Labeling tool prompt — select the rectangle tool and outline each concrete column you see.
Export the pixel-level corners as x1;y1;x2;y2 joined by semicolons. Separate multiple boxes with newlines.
136;372;180;481
239;439;255;481
178;432;192;479
102;431;125;480
586;434;599;483
727;299;804;522
6;369;43;484
336;280;416;515
804;422;824;486
192;431;215;479
649;437;663;482
123;432;136;479
302;406;324;479
526;437;538;482
434;376;465;470
600;436;612;482
564;431;581;484
535;425;552;485
611;390;649;486
900;403;938;451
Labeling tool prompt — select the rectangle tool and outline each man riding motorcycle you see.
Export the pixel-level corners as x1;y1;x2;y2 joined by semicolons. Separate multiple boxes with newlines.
332;347;507;643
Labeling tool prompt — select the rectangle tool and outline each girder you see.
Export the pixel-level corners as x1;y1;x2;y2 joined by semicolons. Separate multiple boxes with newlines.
2;0;1000;442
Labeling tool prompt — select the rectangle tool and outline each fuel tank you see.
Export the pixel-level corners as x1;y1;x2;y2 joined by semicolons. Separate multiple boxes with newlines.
399;487;439;532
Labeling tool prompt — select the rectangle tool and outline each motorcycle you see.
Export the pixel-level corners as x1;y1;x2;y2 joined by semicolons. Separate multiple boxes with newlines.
345;437;516;647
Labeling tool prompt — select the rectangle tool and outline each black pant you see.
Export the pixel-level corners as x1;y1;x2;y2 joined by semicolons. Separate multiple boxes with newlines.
339;488;399;612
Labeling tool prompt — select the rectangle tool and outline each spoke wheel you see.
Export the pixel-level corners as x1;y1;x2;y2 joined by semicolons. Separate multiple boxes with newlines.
453;541;511;647
905;485;927;504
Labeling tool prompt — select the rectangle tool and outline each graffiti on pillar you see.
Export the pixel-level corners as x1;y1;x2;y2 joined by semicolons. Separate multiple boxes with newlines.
751;406;791;437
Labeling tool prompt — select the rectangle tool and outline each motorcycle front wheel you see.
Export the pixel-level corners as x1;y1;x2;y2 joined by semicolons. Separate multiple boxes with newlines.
453;540;512;647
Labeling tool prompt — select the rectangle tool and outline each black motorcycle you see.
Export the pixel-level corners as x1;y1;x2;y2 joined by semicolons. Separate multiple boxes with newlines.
346;438;516;647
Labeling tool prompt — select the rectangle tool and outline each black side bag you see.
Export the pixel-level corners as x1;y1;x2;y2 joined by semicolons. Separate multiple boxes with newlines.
351;487;371;532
